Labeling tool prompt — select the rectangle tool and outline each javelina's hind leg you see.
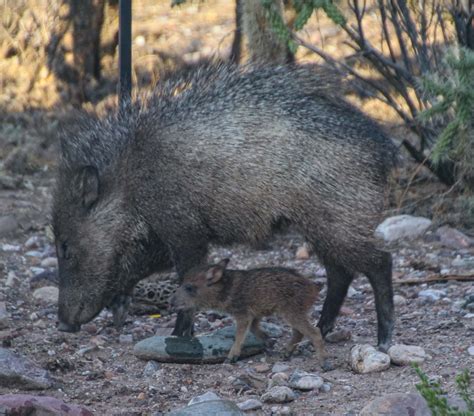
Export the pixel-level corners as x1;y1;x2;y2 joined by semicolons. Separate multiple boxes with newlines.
317;260;355;337
283;328;303;358
226;317;252;363
360;246;394;352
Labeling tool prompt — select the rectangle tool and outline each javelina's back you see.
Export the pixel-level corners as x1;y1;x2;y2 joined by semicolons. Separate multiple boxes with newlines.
136;64;396;265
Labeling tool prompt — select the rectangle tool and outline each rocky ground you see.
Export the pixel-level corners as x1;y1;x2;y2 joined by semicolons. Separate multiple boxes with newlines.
0;168;473;415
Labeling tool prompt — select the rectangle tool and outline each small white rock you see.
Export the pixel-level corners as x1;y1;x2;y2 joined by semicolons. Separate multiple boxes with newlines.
295;244;310;260
24;236;41;249
467;346;474;356
119;334;133;344
188;391;220;405
1;244;21;252
40;257;58;268
347;286;361;298
388;344;430;365
465;313;474;319
30;267;45;275
32;286;59;304
268;372;289;388
261;386;296;403
375;215;432;242
321;383;331;393
418;289;446;302
272;362;290;373
393;294;407;306
289;370;324;391
25;251;43;258
350;344;390;374
237;398;263;411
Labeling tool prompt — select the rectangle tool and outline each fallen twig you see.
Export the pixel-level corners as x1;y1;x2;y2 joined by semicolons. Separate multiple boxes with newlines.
394;273;474;285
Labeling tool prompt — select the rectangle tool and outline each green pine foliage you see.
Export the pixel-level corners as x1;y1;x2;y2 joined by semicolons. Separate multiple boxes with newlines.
413;364;474;416
419;47;474;190
262;0;346;53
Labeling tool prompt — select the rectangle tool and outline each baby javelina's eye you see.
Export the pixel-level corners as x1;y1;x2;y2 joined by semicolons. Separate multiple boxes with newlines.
184;284;196;295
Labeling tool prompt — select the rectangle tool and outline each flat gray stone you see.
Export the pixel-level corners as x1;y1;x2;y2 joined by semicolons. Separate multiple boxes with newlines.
168;400;244;416
134;325;264;364
0;348;54;390
360;393;431;416
0;394;93;415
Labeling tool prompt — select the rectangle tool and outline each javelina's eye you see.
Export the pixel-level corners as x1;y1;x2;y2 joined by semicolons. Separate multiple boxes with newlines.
184;284;196;295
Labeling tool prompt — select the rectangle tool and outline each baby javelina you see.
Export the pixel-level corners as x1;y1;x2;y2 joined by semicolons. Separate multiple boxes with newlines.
170;259;327;364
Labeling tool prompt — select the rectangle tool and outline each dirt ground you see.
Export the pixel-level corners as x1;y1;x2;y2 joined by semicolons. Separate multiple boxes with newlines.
0;0;473;415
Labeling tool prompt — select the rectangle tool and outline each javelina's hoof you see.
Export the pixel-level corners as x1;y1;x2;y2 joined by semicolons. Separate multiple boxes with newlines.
57;321;81;332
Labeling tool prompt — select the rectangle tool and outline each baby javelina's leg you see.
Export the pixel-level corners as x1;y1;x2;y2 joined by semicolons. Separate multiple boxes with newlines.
285;316;327;362
250;318;269;342
285;328;304;358
226;316;253;363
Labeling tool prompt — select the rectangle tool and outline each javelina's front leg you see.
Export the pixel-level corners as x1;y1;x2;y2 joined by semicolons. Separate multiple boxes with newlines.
226;317;252;363
110;294;132;328
172;310;195;337
171;241;208;337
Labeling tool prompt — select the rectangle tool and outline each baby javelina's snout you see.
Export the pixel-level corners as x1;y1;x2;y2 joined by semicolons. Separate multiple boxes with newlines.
170;259;327;364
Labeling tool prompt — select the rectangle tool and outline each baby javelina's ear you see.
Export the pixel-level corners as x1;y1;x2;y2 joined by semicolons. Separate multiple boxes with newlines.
205;258;230;286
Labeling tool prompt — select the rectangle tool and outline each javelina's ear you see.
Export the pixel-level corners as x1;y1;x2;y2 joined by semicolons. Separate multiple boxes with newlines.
206;266;225;286
74;166;100;209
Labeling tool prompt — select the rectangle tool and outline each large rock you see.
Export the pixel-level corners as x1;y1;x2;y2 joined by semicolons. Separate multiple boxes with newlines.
261;386;296;403
350;344;390;374
0;348;54;389
133;325;264;363
436;226;473;249
360;393;431;416
32;286;59;304
375;215;432;242
0;394;92;415
388;344;430;365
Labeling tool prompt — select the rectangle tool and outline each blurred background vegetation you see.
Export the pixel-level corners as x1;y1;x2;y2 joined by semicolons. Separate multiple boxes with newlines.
0;0;473;229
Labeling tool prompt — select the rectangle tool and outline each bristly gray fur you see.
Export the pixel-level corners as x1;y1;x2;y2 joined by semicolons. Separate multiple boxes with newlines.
53;63;397;349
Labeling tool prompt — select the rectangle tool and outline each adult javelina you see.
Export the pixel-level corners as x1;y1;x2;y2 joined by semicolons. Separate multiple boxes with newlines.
53;64;396;351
